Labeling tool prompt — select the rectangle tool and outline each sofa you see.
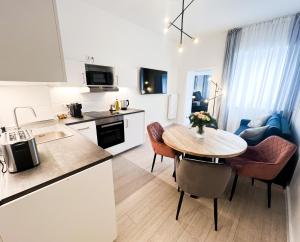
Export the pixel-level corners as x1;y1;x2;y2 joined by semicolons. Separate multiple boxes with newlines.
235;113;297;188
234;113;292;146
191;91;208;112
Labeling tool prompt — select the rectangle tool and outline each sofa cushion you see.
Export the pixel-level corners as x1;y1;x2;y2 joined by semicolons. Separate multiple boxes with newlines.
234;125;249;135
266;113;281;130
239;125;269;141
248;115;271;128
193;91;203;101
262;113;282;139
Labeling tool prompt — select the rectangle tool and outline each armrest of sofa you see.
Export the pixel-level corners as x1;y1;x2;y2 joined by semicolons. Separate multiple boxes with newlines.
240;119;251;126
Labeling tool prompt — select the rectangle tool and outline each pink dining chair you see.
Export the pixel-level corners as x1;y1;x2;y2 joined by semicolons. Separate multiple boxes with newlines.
226;136;297;208
147;122;176;172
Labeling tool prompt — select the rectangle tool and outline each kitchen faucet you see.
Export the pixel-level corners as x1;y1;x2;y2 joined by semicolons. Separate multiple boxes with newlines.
13;106;37;129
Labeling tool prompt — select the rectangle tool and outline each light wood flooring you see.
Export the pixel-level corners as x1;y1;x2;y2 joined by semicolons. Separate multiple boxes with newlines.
112;138;287;242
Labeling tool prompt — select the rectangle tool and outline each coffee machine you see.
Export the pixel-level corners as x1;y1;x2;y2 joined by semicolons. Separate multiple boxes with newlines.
69;103;83;118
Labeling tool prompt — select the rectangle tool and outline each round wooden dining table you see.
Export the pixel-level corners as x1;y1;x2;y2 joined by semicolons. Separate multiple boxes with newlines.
162;124;247;159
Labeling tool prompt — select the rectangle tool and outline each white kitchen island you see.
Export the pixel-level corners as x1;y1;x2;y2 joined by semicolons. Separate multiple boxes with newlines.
0;121;117;242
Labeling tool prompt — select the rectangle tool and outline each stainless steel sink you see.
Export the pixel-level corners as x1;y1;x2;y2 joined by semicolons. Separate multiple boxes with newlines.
35;131;73;144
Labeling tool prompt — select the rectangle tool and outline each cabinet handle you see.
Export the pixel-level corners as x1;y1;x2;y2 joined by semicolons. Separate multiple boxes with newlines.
77;127;90;131
125;119;128;128
101;121;123;128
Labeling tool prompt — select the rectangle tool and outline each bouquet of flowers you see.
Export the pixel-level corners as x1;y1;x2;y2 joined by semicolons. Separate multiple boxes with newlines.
189;111;217;134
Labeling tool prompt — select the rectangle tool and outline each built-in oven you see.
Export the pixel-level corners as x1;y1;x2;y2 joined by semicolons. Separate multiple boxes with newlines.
85;64;114;86
95;116;125;149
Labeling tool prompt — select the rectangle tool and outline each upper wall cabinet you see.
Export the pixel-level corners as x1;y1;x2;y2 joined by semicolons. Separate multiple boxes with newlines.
64;60;86;86
0;0;66;82
115;65;138;88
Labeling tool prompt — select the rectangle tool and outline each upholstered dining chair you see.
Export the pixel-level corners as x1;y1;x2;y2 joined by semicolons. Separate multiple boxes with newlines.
227;136;297;208
147;122;176;172
175;156;232;231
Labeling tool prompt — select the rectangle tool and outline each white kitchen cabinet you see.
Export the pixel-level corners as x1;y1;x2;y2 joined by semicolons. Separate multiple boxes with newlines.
107;112;145;155
64;60;86;86
0;0;65;82
124;112;145;148
68;121;98;144
115;65;138;88
0;160;117;242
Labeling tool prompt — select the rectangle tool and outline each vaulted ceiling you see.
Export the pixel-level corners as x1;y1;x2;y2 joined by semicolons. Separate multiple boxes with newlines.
84;0;300;37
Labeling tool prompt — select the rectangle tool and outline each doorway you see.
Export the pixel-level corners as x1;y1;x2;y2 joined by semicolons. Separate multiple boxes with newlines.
183;70;213;125
191;73;211;113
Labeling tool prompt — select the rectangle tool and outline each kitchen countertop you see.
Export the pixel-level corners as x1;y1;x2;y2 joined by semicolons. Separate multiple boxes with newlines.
63;108;145;125
0;120;112;206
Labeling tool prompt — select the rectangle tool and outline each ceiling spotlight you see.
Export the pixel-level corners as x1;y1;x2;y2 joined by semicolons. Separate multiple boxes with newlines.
164;27;169;34
164;17;170;23
193;37;199;44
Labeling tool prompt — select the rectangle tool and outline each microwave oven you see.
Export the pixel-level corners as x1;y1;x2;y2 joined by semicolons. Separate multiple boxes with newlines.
85;64;115;86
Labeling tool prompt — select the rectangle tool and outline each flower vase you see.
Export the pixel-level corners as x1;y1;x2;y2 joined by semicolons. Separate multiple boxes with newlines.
195;125;205;139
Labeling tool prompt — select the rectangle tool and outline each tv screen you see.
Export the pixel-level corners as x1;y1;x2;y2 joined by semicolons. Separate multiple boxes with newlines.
140;68;167;94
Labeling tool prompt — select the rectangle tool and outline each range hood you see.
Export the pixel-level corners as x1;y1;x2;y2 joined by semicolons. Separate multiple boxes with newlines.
88;86;119;92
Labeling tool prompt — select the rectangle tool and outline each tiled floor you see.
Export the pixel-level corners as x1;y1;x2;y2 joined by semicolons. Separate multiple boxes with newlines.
112;138;287;242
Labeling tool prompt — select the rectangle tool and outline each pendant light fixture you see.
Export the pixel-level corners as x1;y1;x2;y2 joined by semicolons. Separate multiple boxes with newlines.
164;0;198;53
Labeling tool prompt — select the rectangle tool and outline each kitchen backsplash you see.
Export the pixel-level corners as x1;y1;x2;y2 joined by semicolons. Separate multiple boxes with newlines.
0;82;174;129
0;86;53;127
0;86;124;127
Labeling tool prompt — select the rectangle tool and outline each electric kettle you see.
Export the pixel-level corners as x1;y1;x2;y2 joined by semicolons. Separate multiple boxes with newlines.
120;100;130;110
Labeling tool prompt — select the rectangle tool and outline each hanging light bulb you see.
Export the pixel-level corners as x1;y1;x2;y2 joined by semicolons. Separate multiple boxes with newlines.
178;44;183;53
193;37;199;44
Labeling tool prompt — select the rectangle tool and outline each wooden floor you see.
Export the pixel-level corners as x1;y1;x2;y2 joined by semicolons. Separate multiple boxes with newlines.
112;138;287;242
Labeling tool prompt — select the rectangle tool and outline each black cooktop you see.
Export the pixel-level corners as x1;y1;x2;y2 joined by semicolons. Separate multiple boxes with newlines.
84;111;120;118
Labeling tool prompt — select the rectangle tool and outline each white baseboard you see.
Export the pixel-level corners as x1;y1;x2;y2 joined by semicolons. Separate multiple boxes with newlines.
286;186;293;242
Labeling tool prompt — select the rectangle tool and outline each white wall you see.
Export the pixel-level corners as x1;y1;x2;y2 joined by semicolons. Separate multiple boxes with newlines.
0;0;180;128
54;0;179;127
287;96;300;242
176;31;227;124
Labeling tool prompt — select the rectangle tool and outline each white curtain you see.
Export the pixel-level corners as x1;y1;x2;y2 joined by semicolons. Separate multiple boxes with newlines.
224;16;293;132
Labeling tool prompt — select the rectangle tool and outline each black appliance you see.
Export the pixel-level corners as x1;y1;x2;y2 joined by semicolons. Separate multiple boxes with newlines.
93;115;125;149
69;103;83;118
140;67;167;94
85;64;114;86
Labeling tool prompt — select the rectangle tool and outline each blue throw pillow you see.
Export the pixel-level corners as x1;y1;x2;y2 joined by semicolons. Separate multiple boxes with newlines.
266;114;281;130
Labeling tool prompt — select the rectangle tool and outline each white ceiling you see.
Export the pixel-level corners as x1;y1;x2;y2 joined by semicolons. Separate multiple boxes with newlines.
84;0;300;37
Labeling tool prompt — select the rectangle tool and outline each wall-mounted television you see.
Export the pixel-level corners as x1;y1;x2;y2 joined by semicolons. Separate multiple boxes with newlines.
140;67;167;94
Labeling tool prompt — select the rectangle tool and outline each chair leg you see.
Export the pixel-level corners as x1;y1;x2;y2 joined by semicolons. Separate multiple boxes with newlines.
173;158;176;182
229;174;239;201
177;186;180;192
267;182;272;208
214;198;218;231
151;153;157;172
251;178;254;186
161;155;163;162
176;191;184;220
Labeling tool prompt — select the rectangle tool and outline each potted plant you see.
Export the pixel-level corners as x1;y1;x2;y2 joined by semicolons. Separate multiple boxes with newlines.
189;111;217;136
